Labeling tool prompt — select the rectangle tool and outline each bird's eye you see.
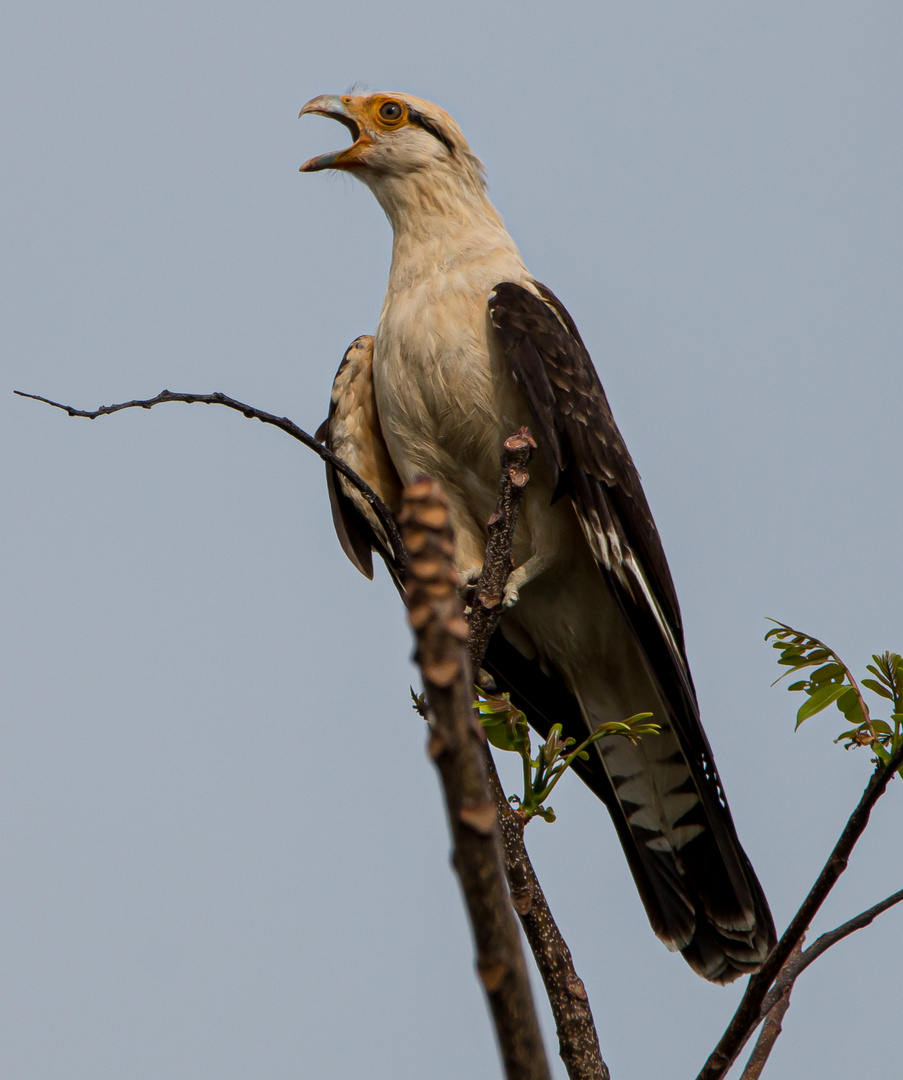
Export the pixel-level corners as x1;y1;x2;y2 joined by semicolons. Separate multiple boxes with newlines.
378;101;403;123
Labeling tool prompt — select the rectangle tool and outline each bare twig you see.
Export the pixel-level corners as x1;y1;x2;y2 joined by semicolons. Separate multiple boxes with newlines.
697;739;903;1080
791;887;903;975
756;887;903;1023
400;477;550;1080
740;885;903;1079
14;388;408;578
466;433;609;1080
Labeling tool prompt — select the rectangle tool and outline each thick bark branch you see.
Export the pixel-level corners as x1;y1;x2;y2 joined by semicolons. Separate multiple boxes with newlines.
467;434;609;1080
400;477;550;1080
14;388;408;578
697;740;903;1080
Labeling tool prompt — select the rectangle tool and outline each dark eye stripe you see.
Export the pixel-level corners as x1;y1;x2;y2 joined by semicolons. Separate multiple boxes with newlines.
406;107;456;156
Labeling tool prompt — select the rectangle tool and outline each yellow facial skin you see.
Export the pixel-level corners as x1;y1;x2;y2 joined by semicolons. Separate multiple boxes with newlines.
298;94;413;172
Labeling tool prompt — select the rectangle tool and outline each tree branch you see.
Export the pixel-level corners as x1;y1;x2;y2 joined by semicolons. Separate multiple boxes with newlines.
27;388;603;1077
697;739;903;1080
24;384;902;1080
737;940;801;1080
466;428;536;666
792;886;903;975
14;388;408;578
739;883;903;1079
400;477;550;1080
466;433;609;1080
755;886;903;1023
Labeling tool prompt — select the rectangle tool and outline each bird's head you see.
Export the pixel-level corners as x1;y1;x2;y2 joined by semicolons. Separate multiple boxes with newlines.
299;92;488;225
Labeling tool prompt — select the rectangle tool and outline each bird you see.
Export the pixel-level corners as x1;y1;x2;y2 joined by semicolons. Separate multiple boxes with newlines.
300;91;776;984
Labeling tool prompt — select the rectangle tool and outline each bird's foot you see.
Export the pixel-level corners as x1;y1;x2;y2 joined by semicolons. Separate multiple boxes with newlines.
502;566;528;609
458;566;482;591
457;566;483;606
501;554;552;609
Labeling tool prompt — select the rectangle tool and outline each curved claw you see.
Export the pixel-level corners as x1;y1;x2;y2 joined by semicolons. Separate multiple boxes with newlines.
503;581;521;608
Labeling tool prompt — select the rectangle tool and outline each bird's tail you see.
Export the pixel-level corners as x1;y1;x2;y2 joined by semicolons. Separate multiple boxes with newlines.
484;631;776;984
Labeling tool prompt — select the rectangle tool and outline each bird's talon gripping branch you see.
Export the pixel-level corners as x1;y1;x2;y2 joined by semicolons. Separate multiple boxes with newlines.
458;565;483;594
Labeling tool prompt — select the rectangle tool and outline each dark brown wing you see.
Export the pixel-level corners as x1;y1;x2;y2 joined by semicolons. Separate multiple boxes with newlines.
318;335;405;593
488;281;775;982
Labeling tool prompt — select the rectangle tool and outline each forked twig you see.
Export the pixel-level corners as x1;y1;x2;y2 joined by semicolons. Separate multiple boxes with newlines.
698;739;903;1080
739;886;903;1078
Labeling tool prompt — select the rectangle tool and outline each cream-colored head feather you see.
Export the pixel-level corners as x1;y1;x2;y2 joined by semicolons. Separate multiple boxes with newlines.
299;92;494;232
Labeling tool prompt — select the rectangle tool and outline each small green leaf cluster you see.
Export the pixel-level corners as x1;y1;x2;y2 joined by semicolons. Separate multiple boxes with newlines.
767;621;903;772
475;689;658;823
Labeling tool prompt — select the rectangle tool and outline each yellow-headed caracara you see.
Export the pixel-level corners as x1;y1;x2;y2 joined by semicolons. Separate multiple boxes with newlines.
301;92;776;984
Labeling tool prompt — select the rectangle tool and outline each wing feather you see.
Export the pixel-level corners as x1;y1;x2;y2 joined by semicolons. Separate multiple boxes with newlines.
318;336;404;593
488;281;775;981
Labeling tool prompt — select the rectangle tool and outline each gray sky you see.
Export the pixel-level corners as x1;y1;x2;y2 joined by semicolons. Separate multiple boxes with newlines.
3;3;901;1078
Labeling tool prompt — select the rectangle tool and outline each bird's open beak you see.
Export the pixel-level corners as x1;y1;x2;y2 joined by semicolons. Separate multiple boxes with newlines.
299;95;367;172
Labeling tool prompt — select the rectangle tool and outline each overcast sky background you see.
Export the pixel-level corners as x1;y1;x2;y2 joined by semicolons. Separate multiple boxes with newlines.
2;3;901;1078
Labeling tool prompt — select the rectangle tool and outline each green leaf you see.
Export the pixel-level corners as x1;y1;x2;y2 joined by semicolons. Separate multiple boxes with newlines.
481;719;523;754
836;687;867;725
796;684;849;727
787;680;809;692
866;663;892;686
862;678;894;700
871;720;893;736
803;649;832;664
809;663;845;685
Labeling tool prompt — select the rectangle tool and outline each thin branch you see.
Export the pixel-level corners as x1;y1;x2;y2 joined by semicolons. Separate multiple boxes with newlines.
400;477;550;1080
15;388;408;578
697;739;903;1080
466;432;609;1080
756;886;903;1021
738;942;802;1080
793;887;903;973
740;887;903;1078
467;428;536;666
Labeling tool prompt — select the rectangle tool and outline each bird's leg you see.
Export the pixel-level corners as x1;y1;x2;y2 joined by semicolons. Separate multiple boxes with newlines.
502;552;554;608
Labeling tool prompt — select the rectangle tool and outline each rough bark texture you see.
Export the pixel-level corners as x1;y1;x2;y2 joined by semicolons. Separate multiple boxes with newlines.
401;477;550;1080
466;428;536;664
467;433;609;1080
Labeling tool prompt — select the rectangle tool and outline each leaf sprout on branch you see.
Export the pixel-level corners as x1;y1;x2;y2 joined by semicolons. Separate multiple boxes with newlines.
475;690;659;823
766;620;903;773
